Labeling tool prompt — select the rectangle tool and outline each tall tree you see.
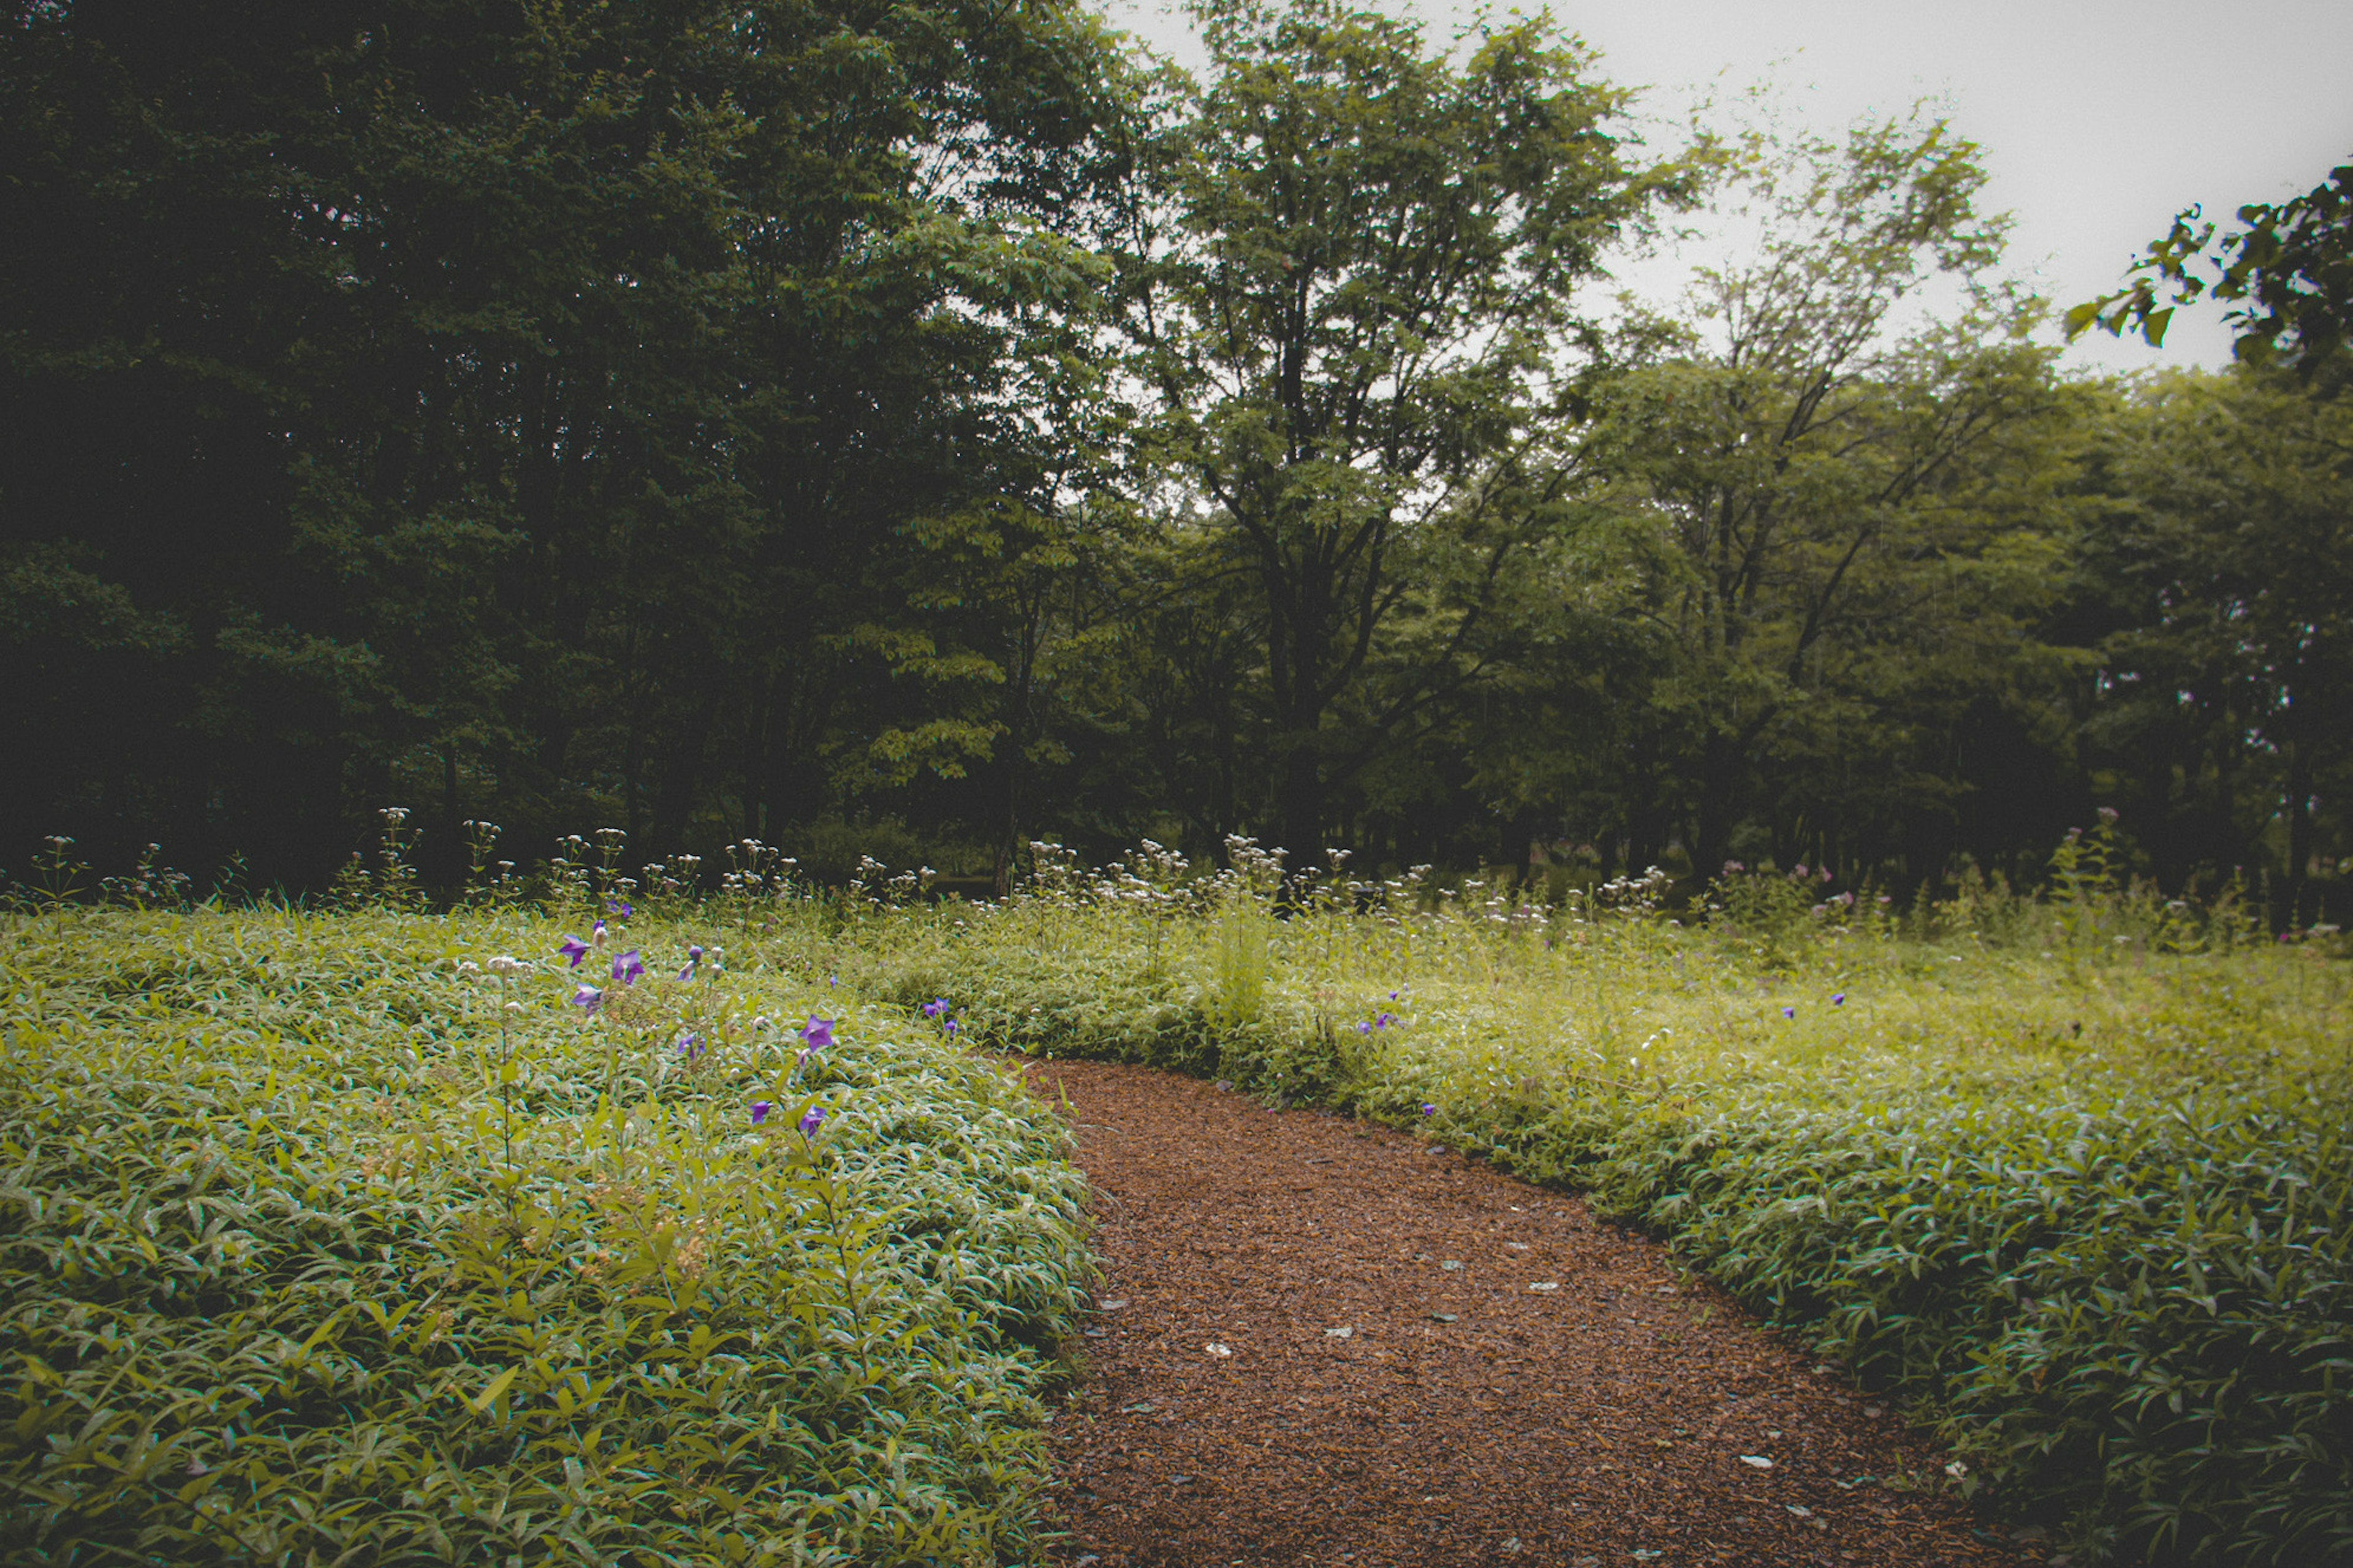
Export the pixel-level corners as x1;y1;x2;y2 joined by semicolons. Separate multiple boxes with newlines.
1123;0;1670;860
1593;110;2071;878
2077;368;2353;923
0;0;1135;880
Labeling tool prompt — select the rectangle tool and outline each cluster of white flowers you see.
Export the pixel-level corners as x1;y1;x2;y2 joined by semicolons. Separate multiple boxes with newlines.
719;838;799;901
848;854;934;906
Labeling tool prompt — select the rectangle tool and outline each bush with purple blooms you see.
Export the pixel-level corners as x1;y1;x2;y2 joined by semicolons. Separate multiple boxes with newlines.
0;900;1090;1566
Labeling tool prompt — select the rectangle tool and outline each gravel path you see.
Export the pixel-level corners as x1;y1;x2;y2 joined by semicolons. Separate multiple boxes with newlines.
1026;1059;2047;1568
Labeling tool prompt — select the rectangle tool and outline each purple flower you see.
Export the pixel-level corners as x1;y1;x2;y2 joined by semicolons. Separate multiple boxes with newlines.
675;1031;702;1058
943;1017;958;1037
1376;1012;1396;1029
798;1105;826;1136
1419;1102;1437;1116
749;1100;773;1125
611;949;645;986
1357;1021;1373;1035
921;998;950;1018
678;944;704;982
558;934;590;968
1781;1005;1795;1019
571;984;602;1014
801;1017;835;1050
1831;993;1846;1006
605;897;632;917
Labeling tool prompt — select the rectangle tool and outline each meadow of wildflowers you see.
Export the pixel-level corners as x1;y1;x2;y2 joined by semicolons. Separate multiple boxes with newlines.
0;886;1089;1565
856;830;2352;1567
3;817;2347;1566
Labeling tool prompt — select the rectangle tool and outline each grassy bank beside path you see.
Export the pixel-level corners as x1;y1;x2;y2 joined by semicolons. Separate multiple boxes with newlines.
6;841;2348;1567
1;904;1089;1567
849;854;2353;1568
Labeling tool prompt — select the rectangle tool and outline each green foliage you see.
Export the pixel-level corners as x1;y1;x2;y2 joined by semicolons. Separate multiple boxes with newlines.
1586;100;2074;878
1122;0;1677;852
1564;1078;2352;1566
860;846;2353;1566
2069;157;2353;373
5;2;2351;915
0;0;1139;876
2074;367;2353;929
0;904;1089;1565
1208;896;1271;1028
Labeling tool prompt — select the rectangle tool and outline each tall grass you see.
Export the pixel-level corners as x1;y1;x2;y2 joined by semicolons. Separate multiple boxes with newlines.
0;901;1089;1566
7;820;2346;1565
858;836;2353;1567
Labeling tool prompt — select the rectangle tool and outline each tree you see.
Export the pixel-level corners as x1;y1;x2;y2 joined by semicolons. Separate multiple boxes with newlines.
0;0;1135;879
1592;109;2074;879
2067;159;2353;374
1123;0;1672;860
2076;369;2353;923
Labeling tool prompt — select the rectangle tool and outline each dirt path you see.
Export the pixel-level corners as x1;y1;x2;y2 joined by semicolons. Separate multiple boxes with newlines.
1026;1059;2047;1568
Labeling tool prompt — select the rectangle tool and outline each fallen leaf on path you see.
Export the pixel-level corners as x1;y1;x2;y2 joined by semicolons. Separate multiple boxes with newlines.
1740;1455;1775;1469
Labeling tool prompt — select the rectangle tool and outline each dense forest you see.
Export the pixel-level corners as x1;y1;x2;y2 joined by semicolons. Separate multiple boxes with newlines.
5;0;2349;919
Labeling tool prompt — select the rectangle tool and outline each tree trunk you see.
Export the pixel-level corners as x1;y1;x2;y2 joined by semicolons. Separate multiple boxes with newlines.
2284;742;2316;931
1277;737;1323;869
1692;727;1743;881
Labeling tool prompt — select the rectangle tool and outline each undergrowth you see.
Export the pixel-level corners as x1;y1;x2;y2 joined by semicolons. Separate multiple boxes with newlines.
0;903;1088;1567
847;831;2353;1568
7;818;2349;1567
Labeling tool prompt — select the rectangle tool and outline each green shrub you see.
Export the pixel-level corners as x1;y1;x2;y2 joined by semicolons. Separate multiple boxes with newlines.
1511;1077;2353;1566
0;905;1089;1567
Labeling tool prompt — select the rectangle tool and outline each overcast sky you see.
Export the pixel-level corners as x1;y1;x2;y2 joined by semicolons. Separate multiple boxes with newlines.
1102;0;2353;374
